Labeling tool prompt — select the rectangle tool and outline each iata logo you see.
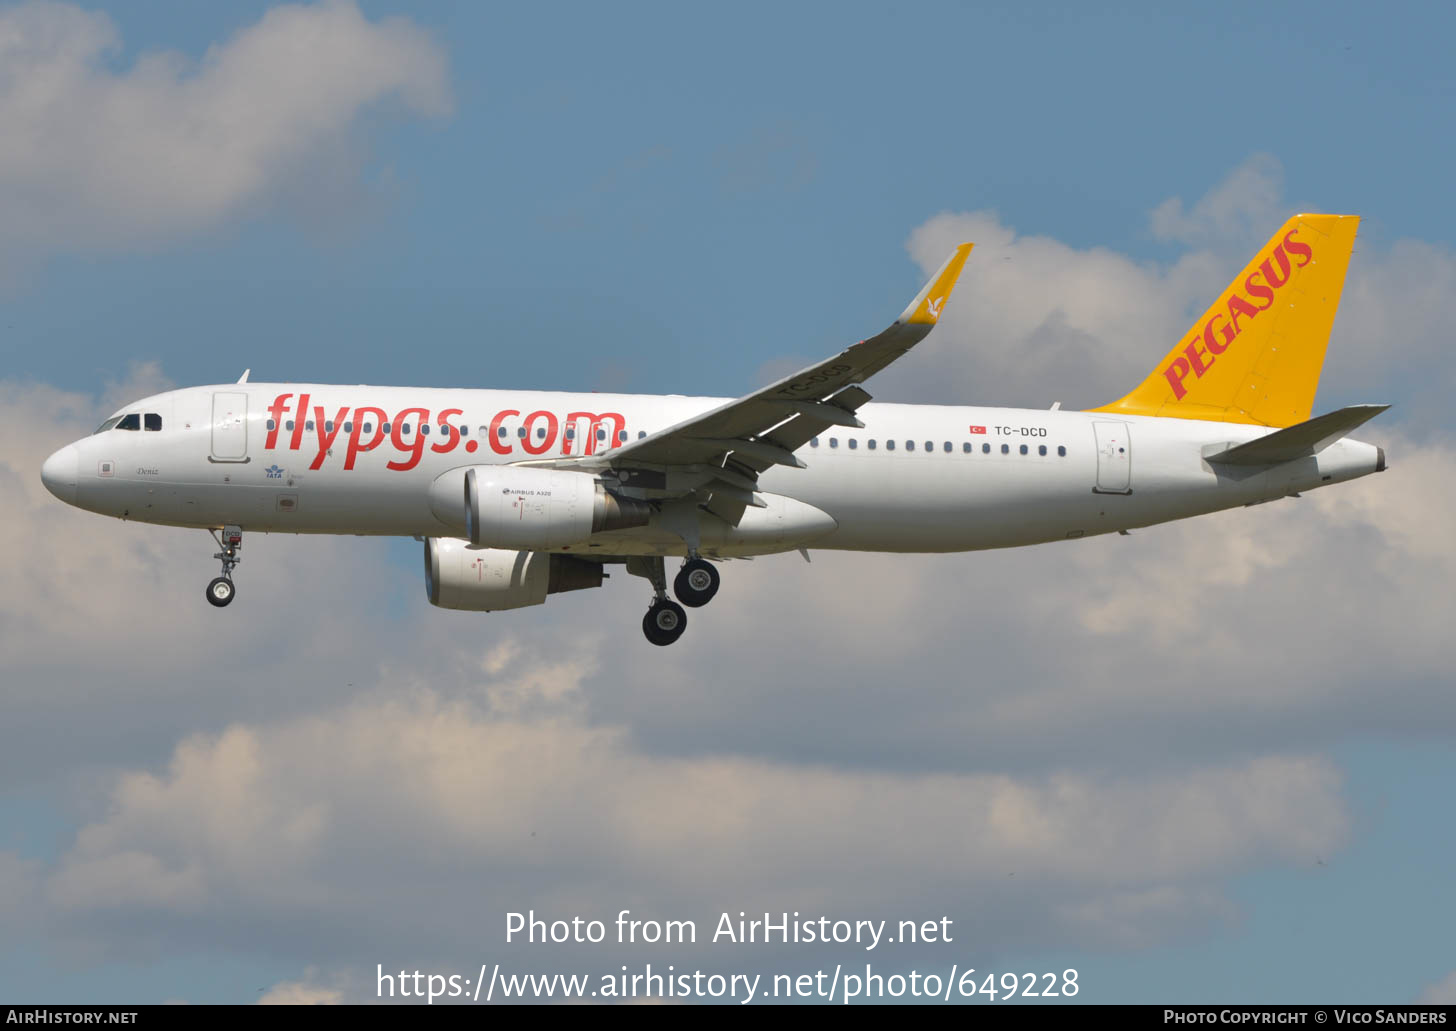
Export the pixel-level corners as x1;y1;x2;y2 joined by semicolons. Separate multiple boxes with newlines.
263;394;627;472
1162;228;1314;400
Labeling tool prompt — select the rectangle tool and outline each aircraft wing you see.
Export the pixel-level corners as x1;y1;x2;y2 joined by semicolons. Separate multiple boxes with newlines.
522;243;973;516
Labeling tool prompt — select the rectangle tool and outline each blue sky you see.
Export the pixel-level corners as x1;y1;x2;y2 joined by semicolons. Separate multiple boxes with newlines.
1;0;1453;1006
14;1;1456;400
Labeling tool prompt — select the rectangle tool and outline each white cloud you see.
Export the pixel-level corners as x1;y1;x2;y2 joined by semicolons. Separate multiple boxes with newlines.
891;205;1226;409
1149;153;1294;251
1420;970;1456;1004
0;1;449;271
885;155;1456;423
6;154;1456;994
258;974;343;1005
38;668;1349;961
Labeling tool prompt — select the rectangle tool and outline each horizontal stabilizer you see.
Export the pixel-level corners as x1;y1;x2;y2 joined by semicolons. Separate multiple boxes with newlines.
1205;404;1389;466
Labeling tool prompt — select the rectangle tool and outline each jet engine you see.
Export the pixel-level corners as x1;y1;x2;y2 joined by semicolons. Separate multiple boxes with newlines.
423;538;605;611
428;466;651;549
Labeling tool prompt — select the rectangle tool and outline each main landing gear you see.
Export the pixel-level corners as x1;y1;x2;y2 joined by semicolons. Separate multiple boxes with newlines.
205;525;243;608
643;597;687;647
673;557;720;608
628;555;722;645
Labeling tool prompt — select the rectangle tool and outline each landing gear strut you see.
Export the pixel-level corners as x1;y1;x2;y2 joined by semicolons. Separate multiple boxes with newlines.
206;525;242;608
674;557;720;608
627;555;687;646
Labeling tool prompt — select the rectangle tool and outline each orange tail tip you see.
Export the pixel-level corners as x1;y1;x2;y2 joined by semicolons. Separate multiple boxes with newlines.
1092;214;1360;427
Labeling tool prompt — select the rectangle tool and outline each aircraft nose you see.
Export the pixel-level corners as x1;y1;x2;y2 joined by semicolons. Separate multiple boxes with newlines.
41;444;79;504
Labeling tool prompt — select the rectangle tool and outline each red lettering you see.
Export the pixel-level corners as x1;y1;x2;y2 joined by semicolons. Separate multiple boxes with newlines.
1260;245;1292;289
488;409;518;456
265;394;292;450
1243;270;1275;310
1223;295;1261;344
387;407;430;472
309;405;350;470
565;411;626;456
1282;228;1313;268
1184;338;1214;378
1164;356;1193;400
288;392;311;451
1204;314;1231;354
521;410;559;455
344;406;387;470
431;408;464;454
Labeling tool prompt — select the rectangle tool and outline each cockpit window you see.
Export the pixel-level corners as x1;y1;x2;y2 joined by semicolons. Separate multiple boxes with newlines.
116;414;141;431
144;413;162;431
93;417;122;434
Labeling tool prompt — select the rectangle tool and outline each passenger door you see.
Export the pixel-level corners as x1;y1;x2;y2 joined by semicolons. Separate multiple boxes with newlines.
210;392;249;462
1092;420;1131;494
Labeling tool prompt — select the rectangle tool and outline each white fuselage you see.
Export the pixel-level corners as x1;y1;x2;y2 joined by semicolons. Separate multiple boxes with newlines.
44;383;1383;557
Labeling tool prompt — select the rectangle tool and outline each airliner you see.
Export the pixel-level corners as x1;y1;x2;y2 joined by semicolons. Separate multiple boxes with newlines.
40;214;1386;645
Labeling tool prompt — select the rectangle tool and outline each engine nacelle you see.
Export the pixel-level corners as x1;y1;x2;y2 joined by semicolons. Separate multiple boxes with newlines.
429;465;651;549
423;538;605;611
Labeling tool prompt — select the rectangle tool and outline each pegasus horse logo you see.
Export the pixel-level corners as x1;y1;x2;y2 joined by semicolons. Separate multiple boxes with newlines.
926;295;943;319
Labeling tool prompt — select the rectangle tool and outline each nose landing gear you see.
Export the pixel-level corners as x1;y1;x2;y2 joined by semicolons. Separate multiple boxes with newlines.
206;525;242;608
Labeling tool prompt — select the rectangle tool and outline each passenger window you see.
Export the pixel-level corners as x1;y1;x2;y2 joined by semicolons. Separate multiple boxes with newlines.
638;431;646;439
496;426;506;438
868;439;876;450
459;425;468;436
383;422;392;434
618;431;628;442
1058;445;1067;456
326;420;335;433
286;420;295;431
266;419;276;432
565;428;576;440
344;421;353;434
596;429;605;441
1039;444;1047;456
925;441;933;453
1001;444;1009;454
962;442;971;453
848;438;857;449
517;427;526;438
306;420;315;432
943;441;951;453
906;440;914;451
810;438;819;447
364;423;373;434
1020;444;1028;455
982;443;990;454
117;413;140;430
829;438;838;448
886;439;895;451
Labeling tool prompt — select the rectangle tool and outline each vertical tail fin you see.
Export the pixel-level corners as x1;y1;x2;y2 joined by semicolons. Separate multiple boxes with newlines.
1092;213;1359;427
